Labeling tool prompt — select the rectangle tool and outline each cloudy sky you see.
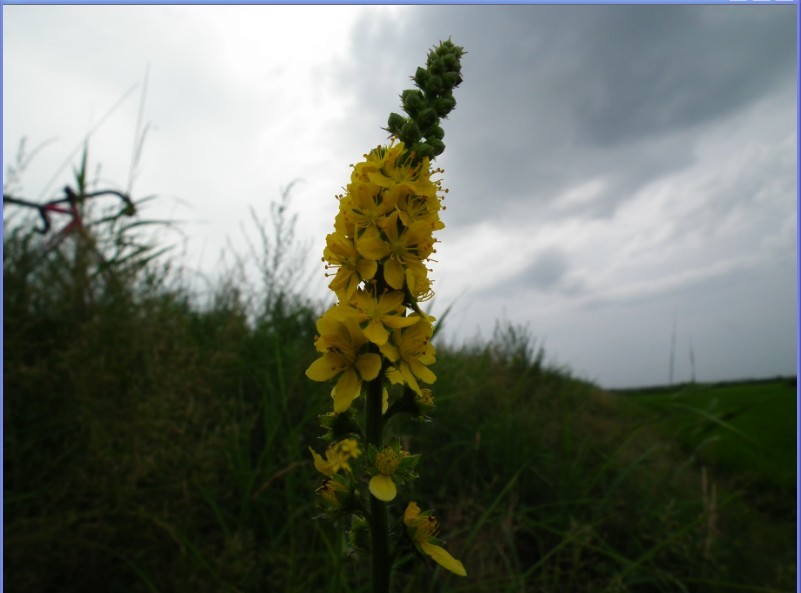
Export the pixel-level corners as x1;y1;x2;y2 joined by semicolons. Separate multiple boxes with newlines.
3;5;797;388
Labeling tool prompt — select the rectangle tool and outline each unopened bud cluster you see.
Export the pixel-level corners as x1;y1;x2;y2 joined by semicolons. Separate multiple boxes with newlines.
386;39;465;163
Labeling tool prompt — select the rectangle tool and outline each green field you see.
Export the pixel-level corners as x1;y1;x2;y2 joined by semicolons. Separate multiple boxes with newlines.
4;188;797;593
617;380;797;492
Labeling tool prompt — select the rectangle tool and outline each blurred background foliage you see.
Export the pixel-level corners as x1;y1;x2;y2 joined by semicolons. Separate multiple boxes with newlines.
3;151;795;593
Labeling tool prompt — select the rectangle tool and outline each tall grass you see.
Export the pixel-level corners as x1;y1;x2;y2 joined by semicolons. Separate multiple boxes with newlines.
3;173;794;592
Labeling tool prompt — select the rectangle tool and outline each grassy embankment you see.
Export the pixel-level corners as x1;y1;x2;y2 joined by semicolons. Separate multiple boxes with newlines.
4;182;795;593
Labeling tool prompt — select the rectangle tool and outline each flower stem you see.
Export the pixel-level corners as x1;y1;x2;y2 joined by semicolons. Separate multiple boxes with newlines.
366;368;390;593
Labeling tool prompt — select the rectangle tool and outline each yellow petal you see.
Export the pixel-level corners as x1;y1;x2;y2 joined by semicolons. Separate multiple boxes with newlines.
357;258;378;281
410;359;436;385
368;474;397;501
379;341;400;362
400;361;422;394
309;447;333;477
384;314;420;329
356;226;390;260
364;318;389;345
384;258;405;290
421;542;467;577
355;352;382;381
404;501;422;524
306;354;343;382
333;369;361;412
386;366;404;385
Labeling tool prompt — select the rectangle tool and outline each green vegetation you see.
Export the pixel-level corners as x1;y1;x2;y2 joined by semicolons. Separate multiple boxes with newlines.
618;380;796;492
4;171;796;592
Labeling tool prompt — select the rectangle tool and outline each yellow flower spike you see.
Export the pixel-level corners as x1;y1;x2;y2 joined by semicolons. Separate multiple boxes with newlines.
404;502;467;577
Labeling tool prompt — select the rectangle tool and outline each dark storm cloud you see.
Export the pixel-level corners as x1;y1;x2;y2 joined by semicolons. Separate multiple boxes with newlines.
335;6;795;225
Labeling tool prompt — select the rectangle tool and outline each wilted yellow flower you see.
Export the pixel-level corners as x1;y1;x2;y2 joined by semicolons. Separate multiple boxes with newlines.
309;438;362;477
404;502;466;577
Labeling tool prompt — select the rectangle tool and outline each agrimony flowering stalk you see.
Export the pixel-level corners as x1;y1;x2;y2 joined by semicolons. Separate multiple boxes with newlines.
306;39;466;592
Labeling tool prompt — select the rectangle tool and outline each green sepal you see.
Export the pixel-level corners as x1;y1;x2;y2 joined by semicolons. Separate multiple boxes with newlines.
319;410;363;442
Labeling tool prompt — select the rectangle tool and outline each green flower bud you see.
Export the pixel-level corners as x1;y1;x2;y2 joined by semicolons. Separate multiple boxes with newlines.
400;120;421;144
425;124;445;140
434;95;457;117
442;53;457;71
348;516;370;552
416;107;437;130
428;58;445;76
412;143;434;160
428;138;445;156
401;89;425;116
413;66;430;89
442;71;461;89
425;75;443;96
387;112;406;134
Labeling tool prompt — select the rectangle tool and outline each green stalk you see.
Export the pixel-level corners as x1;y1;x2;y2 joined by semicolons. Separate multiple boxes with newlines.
365;367;390;593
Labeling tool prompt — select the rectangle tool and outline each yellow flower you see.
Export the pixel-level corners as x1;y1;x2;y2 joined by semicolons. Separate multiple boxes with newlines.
404;502;466;577
381;317;437;395
340;289;420;346
323;232;377;301
368;447;406;502
362;142;437;198
357;211;433;291
309;438;362;477
351;143;398;184
394;186;444;231
341;179;398;231
305;308;382;412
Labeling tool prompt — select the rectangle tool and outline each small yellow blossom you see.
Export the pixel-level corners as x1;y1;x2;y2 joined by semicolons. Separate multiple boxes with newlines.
381;318;437;395
356;211;434;291
363;142;437;198
368;447;406;502
342;179;398;231
305;308;382;412
339;289;420;346
323;233;378;301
